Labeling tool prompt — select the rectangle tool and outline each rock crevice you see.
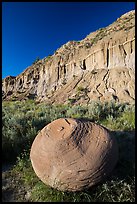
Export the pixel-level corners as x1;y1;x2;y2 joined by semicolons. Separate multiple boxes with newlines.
2;10;135;104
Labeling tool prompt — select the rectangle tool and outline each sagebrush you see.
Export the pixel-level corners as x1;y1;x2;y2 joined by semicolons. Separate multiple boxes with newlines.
2;100;135;202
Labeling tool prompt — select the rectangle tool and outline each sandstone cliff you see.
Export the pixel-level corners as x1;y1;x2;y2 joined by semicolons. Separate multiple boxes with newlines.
2;10;135;104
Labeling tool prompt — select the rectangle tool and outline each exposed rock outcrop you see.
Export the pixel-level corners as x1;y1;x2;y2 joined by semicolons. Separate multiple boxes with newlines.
30;118;118;191
2;10;135;104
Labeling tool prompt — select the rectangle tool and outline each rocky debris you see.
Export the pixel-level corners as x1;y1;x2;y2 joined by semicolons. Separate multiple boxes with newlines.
2;10;135;104
30;118;118;192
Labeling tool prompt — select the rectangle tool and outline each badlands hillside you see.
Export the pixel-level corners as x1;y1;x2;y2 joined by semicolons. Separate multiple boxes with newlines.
2;10;135;105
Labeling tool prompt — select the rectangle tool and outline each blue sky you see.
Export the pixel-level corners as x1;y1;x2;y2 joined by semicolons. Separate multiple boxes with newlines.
2;2;135;79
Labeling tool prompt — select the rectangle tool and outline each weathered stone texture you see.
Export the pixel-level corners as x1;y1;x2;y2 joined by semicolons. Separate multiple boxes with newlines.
2;10;135;104
30;118;118;191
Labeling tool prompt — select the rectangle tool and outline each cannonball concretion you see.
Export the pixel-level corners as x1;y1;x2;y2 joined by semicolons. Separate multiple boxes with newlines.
30;118;118;192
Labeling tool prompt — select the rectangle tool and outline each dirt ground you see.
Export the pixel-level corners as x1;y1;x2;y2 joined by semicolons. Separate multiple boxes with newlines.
2;164;31;202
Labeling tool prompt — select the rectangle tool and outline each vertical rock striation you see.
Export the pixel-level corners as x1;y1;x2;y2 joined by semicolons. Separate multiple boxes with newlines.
2;10;135;104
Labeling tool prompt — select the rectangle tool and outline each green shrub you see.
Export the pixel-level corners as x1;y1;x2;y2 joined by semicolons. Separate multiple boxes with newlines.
11;145;135;202
2;100;135;162
76;86;89;95
2;100;135;202
45;55;52;62
67;98;76;105
66;105;87;118
32;57;40;64
77;86;85;92
101;109;135;131
90;28;107;45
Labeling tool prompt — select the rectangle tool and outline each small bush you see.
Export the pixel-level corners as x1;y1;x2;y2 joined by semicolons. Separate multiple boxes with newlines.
66;105;87;118
76;86;89;95
45;55;52;62
32;57;40;64
90;29;107;45
67;98;76;105
77;86;85;92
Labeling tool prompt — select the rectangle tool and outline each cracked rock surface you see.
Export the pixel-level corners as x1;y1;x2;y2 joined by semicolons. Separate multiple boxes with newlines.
30;118;118;192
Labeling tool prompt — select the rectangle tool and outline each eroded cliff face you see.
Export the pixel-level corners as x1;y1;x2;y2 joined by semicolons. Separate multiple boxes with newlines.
2;10;135;104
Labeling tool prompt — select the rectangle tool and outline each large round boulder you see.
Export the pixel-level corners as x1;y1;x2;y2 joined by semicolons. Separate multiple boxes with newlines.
30;118;118;192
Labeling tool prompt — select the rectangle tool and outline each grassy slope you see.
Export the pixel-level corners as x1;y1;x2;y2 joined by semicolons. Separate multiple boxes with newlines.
2;100;135;202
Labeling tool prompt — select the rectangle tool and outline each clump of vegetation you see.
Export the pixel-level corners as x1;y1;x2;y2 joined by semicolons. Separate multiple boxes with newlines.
32;57;40;64
84;42;91;48
10;129;135;202
77;86;85;92
90;28;107;45
2;100;135;162
2;100;135;202
67;98;76;105
74;86;89;102
44;55;52;62
76;86;89;94
54;51;58;55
